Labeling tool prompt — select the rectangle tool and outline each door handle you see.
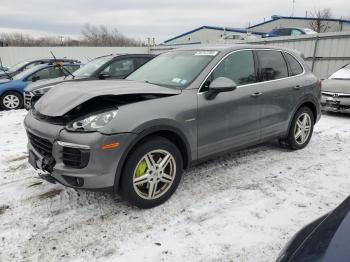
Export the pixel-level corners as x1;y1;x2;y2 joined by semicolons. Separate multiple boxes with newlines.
293;85;302;90
251;92;263;97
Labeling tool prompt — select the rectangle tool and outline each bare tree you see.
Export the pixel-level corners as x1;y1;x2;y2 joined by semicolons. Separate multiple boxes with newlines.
309;8;333;33
0;24;144;47
81;23;142;46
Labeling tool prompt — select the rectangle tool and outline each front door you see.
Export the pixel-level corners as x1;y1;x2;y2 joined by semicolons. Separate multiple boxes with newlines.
197;50;262;159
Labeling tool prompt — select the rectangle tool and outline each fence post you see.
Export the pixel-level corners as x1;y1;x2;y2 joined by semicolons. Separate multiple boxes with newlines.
311;36;320;72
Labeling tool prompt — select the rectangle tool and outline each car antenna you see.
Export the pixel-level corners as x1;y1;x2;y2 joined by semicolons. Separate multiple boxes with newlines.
0;57;13;80
50;50;75;79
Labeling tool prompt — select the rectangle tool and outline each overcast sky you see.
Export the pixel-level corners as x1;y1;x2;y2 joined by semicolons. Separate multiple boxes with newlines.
0;0;349;43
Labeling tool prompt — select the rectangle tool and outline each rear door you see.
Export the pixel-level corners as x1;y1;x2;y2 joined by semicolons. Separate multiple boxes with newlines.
197;50;262;159
255;50;304;139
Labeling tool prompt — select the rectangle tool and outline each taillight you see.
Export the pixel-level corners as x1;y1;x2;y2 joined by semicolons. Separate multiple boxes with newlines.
316;80;322;89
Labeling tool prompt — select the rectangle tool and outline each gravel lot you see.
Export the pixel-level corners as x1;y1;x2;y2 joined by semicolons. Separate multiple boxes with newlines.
0;110;349;262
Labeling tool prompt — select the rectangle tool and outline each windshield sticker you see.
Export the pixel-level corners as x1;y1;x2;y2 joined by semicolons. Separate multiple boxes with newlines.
172;77;182;84
180;79;188;85
194;51;218;56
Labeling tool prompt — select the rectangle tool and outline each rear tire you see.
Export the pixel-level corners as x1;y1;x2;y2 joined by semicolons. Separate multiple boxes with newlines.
1;91;23;110
120;136;183;209
281;107;314;150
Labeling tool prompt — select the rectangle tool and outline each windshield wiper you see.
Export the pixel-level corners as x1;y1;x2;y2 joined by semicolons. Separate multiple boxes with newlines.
50;51;75;80
0;57;13;80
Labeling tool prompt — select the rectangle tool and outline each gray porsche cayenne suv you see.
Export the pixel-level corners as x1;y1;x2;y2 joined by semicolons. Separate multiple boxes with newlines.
24;45;321;208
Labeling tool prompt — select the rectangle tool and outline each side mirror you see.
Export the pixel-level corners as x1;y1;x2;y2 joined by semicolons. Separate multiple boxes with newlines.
205;77;237;100
99;73;111;80
31;76;40;82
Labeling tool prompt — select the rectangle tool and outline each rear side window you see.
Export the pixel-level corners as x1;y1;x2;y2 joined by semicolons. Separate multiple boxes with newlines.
256;50;288;81
278;29;291;36
284;53;303;76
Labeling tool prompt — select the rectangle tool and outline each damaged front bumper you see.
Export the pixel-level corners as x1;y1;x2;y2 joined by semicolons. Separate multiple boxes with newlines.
24;111;136;191
321;93;350;114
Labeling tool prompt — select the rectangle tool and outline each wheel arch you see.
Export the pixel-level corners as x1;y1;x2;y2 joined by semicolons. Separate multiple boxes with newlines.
113;125;192;193
285;98;319;138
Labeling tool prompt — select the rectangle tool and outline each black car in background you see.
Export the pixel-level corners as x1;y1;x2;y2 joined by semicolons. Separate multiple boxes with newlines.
24;54;155;109
0;58;80;79
277;196;350;262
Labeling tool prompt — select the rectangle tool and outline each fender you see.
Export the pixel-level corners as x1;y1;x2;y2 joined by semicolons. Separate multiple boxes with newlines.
113;123;193;193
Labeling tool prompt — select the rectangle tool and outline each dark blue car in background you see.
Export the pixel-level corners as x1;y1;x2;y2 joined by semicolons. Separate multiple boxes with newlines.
263;27;317;38
0;58;80;79
0;62;80;110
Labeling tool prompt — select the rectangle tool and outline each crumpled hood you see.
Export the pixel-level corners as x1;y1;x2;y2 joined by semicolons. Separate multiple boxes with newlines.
322;79;350;93
34;79;181;117
25;76;66;92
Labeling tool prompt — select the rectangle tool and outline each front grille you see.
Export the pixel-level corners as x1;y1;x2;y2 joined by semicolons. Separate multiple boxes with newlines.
27;131;53;157
61;147;90;169
322;91;350;98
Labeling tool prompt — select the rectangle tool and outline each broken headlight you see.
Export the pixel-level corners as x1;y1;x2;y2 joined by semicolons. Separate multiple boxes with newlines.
33;86;55;95
66;109;118;132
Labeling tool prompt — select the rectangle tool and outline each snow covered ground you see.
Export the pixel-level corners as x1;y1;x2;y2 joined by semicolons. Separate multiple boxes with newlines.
0;109;349;262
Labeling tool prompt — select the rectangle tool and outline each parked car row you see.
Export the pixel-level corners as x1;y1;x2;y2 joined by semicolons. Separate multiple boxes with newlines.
24;54;155;109
0;61;81;109
0;54;154;110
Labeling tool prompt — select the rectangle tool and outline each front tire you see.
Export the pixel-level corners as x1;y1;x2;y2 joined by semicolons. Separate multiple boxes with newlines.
282;107;314;150
1;91;23;110
120;136;183;209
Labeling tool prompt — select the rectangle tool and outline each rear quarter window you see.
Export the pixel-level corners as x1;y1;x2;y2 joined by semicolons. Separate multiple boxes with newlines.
284;53;303;76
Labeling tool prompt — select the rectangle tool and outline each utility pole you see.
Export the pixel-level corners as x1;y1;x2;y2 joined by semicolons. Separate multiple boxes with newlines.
292;0;296;17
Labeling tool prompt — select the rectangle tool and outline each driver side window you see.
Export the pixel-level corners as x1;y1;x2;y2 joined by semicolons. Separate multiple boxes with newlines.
101;59;135;78
201;50;256;92
27;67;62;81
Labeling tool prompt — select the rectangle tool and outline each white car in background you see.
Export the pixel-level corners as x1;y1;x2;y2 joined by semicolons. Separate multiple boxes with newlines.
321;63;350;113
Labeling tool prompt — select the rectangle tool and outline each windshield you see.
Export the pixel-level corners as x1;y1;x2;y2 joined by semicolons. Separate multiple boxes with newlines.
12;66;40;80
126;50;218;88
329;64;350;80
8;61;30;73
73;56;111;77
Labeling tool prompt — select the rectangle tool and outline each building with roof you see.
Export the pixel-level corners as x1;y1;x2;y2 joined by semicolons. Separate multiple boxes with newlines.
248;15;350;33
163;16;350;46
163;26;264;46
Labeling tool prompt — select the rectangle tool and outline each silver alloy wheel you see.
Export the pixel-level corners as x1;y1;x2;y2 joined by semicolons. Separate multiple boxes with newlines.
3;94;20;109
294;113;312;145
133;149;176;200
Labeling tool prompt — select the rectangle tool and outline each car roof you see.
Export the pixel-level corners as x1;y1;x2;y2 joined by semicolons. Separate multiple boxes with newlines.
92;53;155;60
175;44;294;53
